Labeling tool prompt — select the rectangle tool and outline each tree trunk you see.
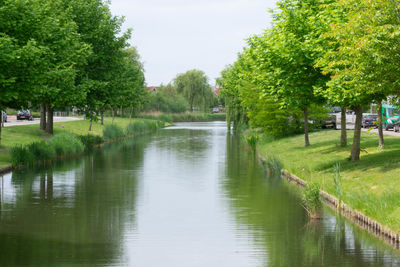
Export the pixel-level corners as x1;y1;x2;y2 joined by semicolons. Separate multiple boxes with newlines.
88;119;92;131
121;106;124;118
40;103;47;131
304;106;310;147
129;106;133;123
340;107;347;147
350;105;363;161
378;102;384;149
112;108;115;123
100;112;104;125
46;104;53;135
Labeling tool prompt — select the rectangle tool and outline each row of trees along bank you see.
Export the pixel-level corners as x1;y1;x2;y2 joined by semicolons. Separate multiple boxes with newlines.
0;0;146;143
219;0;400;161
143;70;220;113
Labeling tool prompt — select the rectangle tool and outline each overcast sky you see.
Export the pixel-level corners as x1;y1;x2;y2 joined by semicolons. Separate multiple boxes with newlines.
109;0;278;86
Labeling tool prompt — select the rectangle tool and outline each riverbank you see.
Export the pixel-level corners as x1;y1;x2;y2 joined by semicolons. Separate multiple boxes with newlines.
0;117;162;170
255;129;400;233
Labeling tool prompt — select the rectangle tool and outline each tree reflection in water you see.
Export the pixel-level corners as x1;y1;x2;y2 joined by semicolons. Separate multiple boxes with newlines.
222;132;400;267
0;135;151;266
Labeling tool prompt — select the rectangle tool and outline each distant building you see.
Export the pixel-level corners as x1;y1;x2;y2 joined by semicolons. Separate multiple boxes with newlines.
147;86;158;92
214;87;221;96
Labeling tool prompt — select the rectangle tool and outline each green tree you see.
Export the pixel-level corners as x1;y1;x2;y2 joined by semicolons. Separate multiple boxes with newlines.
64;0;131;129
246;0;330;146
0;0;90;136
109;47;146;122
317;0;400;160
174;69;212;112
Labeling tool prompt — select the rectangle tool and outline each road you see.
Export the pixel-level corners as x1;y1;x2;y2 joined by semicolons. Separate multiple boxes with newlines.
362;127;400;137
3;116;83;127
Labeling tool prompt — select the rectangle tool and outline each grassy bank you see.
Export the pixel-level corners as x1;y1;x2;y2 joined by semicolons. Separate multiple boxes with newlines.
138;112;226;122
0;117;161;169
255;129;400;232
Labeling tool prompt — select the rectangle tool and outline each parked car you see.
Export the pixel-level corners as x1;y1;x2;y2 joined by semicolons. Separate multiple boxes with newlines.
1;111;6;123
321;115;336;129
393;121;400;132
212;107;219;113
17;110;34;120
362;114;378;128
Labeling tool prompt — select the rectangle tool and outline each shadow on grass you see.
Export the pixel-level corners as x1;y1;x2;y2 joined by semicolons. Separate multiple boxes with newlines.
313;136;400;174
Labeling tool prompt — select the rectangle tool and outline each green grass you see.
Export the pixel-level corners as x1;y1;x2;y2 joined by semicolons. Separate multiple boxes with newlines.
257;129;400;232
0;117;159;168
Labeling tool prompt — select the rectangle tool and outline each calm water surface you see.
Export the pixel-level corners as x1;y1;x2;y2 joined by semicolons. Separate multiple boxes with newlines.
0;121;399;266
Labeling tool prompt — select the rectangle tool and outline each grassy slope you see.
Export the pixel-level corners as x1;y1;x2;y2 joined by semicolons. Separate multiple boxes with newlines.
257;129;400;232
0;117;147;168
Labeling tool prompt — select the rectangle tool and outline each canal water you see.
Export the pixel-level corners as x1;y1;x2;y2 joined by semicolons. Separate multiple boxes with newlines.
0;121;399;266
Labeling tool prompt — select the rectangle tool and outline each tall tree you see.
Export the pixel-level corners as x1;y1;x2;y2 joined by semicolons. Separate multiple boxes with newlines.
174;70;211;112
318;0;400;160
64;0;131;127
0;0;89;135
246;0;330;146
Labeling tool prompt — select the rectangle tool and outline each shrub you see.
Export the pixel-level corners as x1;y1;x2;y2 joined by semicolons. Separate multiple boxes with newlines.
143;120;154;131
11;145;35;166
125;121;145;135
47;133;84;156
158;114;172;123
246;134;259;150
78;134;104;149
27;141;55;161
303;183;322;219
103;124;124;140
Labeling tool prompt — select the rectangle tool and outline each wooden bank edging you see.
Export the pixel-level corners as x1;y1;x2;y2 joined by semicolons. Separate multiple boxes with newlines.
280;168;400;250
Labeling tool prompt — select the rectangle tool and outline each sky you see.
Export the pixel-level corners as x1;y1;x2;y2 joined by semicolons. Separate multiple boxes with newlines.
109;0;278;86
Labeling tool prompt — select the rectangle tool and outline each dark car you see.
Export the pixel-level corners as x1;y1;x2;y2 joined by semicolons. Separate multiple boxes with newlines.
321;115;336;129
17;110;34;120
362;114;378;128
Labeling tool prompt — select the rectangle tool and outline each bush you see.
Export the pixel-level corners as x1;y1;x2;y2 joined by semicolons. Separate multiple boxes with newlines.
78;134;104;149
10;145;35;166
303;183;322;219
158;114;172;123
125;121;145;135
103;124;124;140
27;141;55;161
246;134;259;150
47;133;84;156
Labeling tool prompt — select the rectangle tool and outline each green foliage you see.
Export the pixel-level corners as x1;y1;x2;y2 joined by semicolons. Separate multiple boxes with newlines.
333;162;343;209
103;124;124;140
10;133;83;166
303;183;322;217
125;121;145;135
174;69;215;112
78;134;104;149
47;133;84;156
10;146;35;167
125;120;160;136
144;84;189;113
27;141;55;161
246;133;259;150
138;113;226;123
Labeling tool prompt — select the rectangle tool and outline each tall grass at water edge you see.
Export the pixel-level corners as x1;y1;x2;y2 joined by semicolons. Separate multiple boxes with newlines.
11;133;84;167
102;124;125;140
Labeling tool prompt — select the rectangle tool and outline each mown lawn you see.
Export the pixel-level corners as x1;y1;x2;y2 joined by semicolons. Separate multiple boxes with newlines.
257;129;400;232
0;117;149;168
